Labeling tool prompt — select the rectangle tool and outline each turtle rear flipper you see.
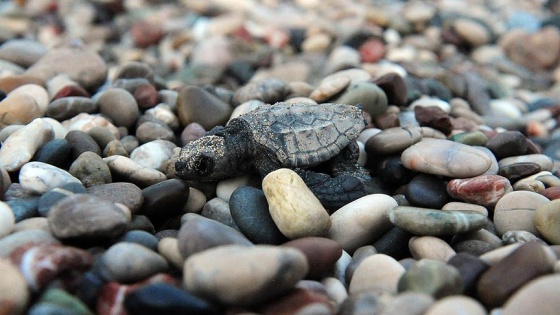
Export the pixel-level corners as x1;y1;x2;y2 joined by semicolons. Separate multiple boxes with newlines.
296;169;369;211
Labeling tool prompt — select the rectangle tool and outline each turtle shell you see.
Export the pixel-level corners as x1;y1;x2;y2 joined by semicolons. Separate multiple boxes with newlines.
237;103;365;168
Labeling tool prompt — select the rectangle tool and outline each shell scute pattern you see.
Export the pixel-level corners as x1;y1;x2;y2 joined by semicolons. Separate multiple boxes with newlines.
240;103;364;167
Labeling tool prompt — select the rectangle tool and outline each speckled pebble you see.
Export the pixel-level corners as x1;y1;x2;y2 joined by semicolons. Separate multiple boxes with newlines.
69;152;112;187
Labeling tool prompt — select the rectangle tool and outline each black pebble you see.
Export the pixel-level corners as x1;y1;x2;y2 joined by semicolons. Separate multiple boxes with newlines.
229;186;287;245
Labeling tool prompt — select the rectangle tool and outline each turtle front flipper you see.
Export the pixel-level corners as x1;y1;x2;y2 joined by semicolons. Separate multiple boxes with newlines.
295;169;369;211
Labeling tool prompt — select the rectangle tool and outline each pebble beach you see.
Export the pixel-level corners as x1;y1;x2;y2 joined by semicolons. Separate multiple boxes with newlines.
2;0;560;314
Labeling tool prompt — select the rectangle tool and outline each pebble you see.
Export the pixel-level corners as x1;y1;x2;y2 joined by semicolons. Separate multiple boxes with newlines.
26;44;108;91
0;93;41;125
534;199;560;244
62;113;120;139
37;182;86;217
183;245;308;306
229;186;287;244
0;39;47;67
0;258;29;314
389;206;488;236
157;237;184;270
262;168;331;239
177;213;252;259
260;287;334;315
86;182;144;214
216;174;258;202
498;154;554;172
333;81;388;118
380;292;434;315
502;230;546;245
10;243;93;291
0;229;59;258
135;121;176;144
365;126;423;155
47;194;130;242
397;259;463;299
28;288;92;315
97;88;140;130
447;253;489;297
348;254;405;294
408;236;456;262
328;194;396;253
124;283;219;315
118;230;159;251
404;173;449;209
19;161;81;194
0;202;15;238
423;295;486;315
401;138;492;178
0;118;54;172
310;76;351;103
69;151;112;187
200;197;239;230
476;242;556;308
345;245;377;282
177;85;232;129
97;242;168;283
493;190;550;236
32;139;72;169
282;237;342;280
140;179;190;226
103;155;167;187
447;174;513;207
498;162;542;182
502;274;560;315
65;130;102;160
87;126;119;149
130;140;176;173
486;131;528;159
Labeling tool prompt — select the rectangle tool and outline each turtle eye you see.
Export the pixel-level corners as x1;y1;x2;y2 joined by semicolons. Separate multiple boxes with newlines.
197;154;214;176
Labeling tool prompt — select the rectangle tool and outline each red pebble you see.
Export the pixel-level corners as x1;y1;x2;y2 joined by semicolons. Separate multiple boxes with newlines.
282;237;342;279
97;273;178;315
51;85;90;100
133;83;159;109
9;244;93;291
359;38;386;63
447;174;513;207
541;187;560;200
130;21;164;48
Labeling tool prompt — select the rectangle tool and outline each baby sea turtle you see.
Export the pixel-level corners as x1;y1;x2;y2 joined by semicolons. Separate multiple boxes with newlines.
175;102;372;209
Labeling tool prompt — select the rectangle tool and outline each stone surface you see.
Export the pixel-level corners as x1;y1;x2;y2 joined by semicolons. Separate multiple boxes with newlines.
97;88;140;129
282;237;342;279
97;242;168;283
493;191;550;236
328;194;396;253
229;186;287;244
103;155;167;187
502;274;560;315
69;151;112;187
0;202;15;238
534;199;560;244
423;295;486;315
0;258;29;314
177;213;252;259
447;174;513;207
87;182;144;214
365;126;422;155
140;179;190;226
476;242;556;308
177;85;232;130
0;118;54;172
409;236;456;262
404;173;449;209
183;245;308;306
48;194;130;242
349;254;405;294
401;138;492;178
389;206;487;236
263;169;331;239
19;161;81;194
398;259;463;299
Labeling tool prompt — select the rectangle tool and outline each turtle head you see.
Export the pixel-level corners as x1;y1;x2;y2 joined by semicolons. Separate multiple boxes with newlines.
175;135;232;181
